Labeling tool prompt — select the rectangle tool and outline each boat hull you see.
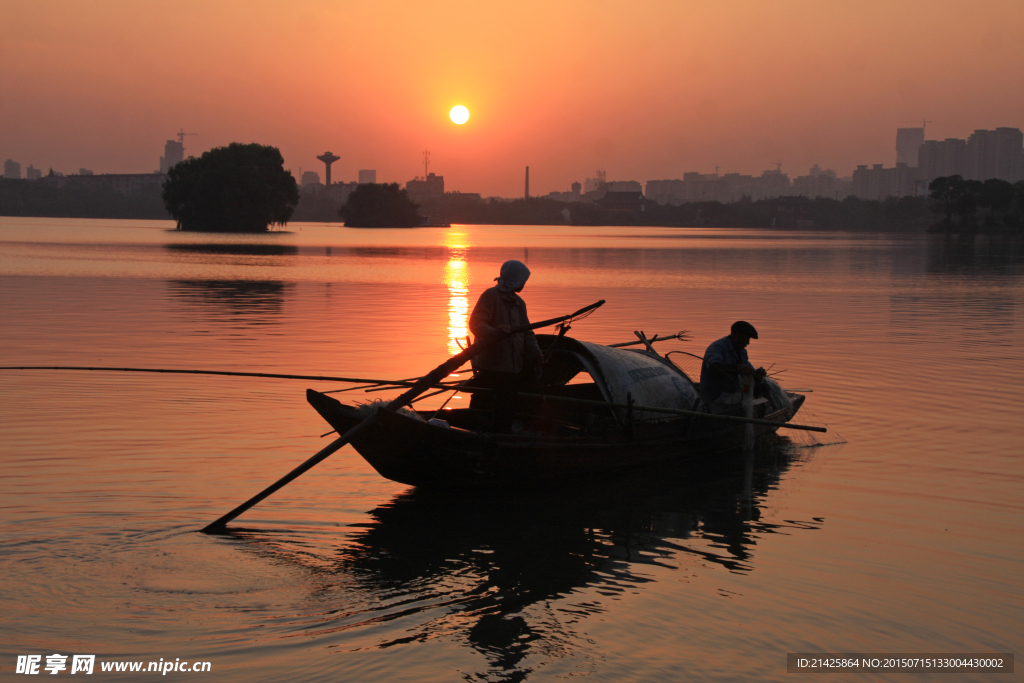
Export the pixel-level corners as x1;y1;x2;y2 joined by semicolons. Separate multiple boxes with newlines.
306;389;803;488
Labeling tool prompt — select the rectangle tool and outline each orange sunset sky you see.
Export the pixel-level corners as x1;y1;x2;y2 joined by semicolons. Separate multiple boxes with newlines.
2;0;1023;197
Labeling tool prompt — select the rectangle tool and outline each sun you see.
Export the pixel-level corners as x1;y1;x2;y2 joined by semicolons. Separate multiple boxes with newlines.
449;105;470;125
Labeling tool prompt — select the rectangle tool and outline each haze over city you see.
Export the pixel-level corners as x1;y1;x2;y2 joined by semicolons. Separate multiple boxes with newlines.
3;0;1023;197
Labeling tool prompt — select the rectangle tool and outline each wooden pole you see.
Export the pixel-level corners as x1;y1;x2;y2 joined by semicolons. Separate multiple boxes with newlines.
608;331;689;348
634;330;657;354
0;366;437;386
1;362;822;433
200;299;605;533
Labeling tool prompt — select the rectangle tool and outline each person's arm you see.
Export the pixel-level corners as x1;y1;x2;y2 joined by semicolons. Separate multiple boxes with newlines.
704;341;734;376
738;350;766;378
706;343;761;377
469;289;502;340
519;299;543;360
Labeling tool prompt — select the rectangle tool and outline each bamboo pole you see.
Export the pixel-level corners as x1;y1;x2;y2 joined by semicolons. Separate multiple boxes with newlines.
199;299;606;533
634;330;656;353
1;363;823;432
608;331;689;348
0;366;430;386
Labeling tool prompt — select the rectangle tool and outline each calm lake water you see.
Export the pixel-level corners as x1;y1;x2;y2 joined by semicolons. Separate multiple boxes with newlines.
1;217;1021;682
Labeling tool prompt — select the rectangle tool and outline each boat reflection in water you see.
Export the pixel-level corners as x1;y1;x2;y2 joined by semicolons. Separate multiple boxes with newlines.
231;442;821;678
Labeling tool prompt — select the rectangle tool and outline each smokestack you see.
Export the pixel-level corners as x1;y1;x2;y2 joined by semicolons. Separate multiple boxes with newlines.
525;166;529;199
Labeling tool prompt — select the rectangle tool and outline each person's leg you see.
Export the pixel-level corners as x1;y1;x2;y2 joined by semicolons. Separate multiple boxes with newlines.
492;373;518;432
469;370;517;432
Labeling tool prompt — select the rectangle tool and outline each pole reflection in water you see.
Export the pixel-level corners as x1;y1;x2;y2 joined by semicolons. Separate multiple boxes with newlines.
228;441;821;680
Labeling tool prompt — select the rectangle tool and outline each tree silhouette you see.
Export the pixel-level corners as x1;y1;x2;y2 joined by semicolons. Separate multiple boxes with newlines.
928;175;976;225
162;143;298;232
980;178;1015;225
339;183;422;227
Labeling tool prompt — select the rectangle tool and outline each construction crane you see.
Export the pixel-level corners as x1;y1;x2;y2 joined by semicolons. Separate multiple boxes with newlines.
898;119;932;135
176;129;198;153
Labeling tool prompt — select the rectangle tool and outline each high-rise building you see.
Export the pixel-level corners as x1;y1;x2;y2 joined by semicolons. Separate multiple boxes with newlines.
4;159;22;179
896;128;925;166
406;173;444;203
852;163;916;200
605;180;642;193
966;128;1023;182
358;169;376;184
584;170;607;194
918;139;967;182
25;165;41;180
793;165;842;199
300;171;321;186
160;140;184;173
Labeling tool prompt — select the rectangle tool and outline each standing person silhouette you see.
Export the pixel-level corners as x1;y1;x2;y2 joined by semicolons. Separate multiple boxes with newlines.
468;260;543;432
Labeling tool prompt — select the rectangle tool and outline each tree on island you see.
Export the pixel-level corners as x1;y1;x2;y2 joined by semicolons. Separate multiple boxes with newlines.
339;183;422;227
162;143;298;232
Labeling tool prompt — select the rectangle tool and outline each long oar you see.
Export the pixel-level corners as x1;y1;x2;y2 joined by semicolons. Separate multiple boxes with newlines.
0;366;436;386
200;300;606;533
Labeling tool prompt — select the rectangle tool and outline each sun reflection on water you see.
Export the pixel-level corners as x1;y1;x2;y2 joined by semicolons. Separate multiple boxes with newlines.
444;235;471;356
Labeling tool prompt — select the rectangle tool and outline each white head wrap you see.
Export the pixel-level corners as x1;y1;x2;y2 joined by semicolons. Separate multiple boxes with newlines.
494;260;531;292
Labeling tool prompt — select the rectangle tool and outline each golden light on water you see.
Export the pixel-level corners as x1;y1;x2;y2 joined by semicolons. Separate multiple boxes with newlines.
444;241;470;356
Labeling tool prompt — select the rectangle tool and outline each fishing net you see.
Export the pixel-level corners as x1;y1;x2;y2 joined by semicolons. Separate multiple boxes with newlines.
762;376;793;414
776;407;847;449
355;399;425;421
664;350;704;383
565;306;599;325
664;351;846;449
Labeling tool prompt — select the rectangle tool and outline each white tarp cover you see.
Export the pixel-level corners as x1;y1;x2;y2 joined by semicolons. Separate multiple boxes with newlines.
576;342;702;421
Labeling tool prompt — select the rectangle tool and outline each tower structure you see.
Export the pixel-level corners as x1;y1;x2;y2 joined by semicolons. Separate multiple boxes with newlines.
525;166;530;199
317;152;340;187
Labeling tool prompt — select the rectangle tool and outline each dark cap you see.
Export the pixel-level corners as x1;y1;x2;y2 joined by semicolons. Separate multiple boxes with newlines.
731;320;758;339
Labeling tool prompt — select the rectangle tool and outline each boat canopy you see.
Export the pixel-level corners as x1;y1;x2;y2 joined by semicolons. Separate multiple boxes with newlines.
540;336;703;422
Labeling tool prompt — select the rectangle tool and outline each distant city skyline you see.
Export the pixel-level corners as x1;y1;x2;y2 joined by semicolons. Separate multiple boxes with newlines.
6;123;1020;206
2;1;1022;196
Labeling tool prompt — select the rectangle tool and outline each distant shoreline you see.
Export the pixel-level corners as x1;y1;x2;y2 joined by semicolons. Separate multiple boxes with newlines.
4;178;1019;234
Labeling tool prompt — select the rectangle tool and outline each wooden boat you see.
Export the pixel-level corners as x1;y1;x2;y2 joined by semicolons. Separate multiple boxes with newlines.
306;333;806;488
